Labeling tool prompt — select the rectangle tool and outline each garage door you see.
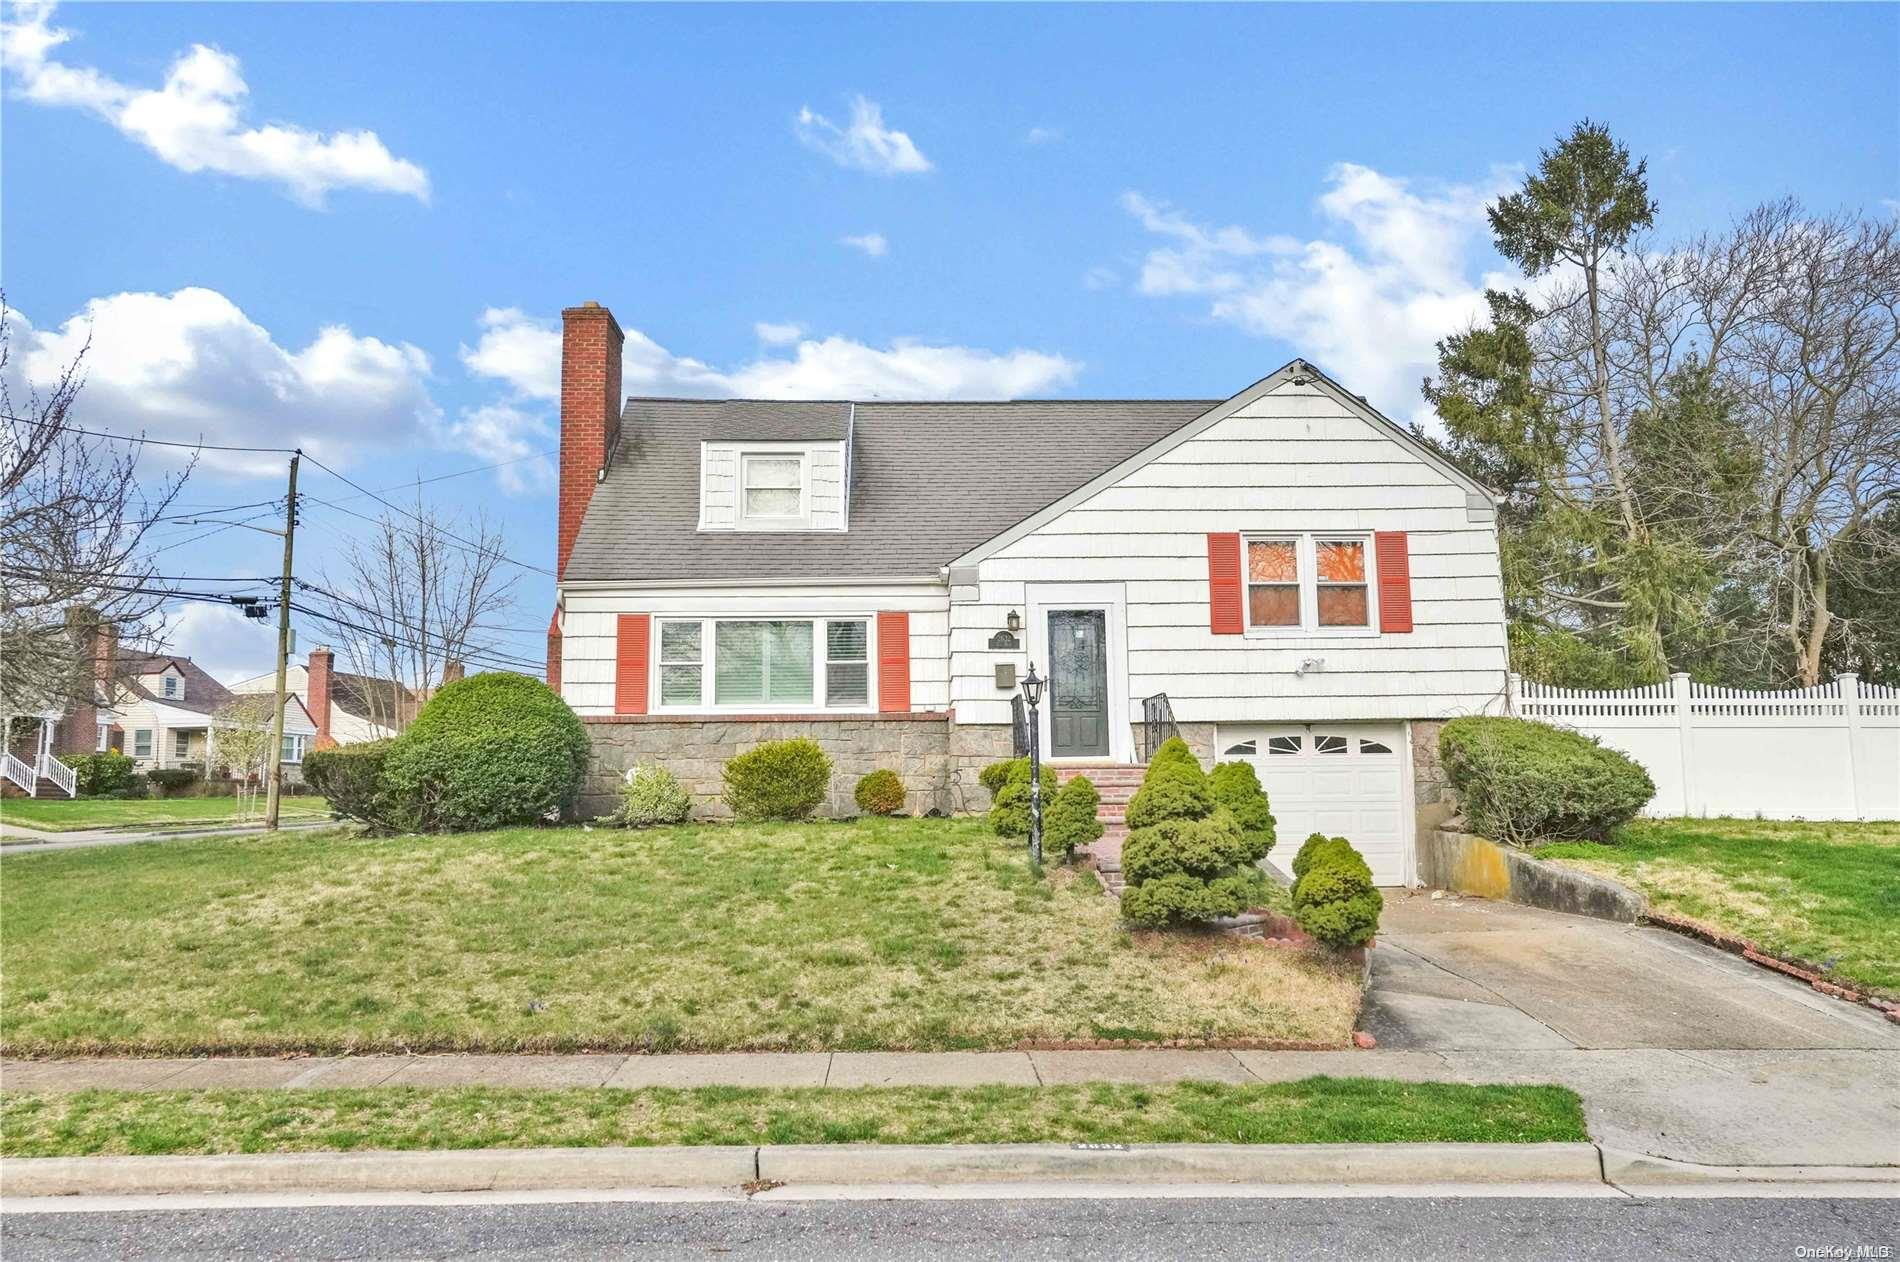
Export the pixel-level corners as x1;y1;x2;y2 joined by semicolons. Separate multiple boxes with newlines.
1217;723;1409;886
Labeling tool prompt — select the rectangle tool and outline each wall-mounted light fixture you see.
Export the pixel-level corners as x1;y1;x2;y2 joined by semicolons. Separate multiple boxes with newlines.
1006;609;1022;634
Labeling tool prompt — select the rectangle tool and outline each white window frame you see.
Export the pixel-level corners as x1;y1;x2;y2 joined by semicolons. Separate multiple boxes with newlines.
173;729;192;759
649;615;879;714
280;733;307;764
96;723;109;752
132;728;153;759
161;673;181;699
738;452;810;528
1242;532;1380;638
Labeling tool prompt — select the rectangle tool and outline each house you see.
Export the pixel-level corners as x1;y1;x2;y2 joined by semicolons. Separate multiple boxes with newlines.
3;616;318;796
231;646;425;748
548;302;1508;885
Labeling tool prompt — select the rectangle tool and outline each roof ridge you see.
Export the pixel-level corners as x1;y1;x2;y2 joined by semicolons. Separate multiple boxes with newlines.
622;396;1222;406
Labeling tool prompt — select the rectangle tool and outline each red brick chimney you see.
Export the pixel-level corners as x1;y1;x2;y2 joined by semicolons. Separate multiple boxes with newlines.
307;645;335;749
558;301;624;579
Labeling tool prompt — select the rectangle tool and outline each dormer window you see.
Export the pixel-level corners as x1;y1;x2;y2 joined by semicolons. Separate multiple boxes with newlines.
741;453;805;524
162;674;181;700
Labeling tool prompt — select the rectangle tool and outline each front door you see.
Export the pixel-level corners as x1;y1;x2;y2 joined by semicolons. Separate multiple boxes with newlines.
1048;609;1109;758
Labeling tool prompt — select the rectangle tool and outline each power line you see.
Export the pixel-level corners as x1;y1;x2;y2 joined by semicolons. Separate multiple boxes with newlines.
287;602;544;673
0;413;299;455
300;453;555;577
325;450;556;505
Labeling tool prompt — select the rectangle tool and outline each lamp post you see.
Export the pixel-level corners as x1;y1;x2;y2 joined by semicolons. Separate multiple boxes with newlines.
1020;662;1046;868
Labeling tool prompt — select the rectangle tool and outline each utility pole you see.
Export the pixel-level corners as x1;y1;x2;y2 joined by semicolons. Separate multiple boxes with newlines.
264;451;301;832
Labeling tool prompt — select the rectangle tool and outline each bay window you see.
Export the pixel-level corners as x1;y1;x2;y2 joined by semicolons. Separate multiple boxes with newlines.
655;617;873;710
1243;534;1376;633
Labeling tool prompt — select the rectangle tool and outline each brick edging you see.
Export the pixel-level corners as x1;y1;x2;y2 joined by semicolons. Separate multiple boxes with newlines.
1643;909;1900;1024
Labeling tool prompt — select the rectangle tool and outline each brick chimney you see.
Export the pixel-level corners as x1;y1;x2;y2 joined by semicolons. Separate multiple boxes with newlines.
53;608;112;756
558;301;624;579
307;645;335;749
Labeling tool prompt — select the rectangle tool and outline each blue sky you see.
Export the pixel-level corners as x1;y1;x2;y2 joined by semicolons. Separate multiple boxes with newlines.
4;1;1896;681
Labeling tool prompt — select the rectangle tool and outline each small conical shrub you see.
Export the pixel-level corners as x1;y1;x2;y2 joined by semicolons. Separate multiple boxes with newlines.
1120;738;1269;928
1043;774;1104;858
1210;760;1275;853
1291;836;1383;948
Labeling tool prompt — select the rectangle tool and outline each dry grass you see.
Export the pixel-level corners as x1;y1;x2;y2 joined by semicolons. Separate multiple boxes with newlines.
1538;818;1900;997
0;818;1361;1055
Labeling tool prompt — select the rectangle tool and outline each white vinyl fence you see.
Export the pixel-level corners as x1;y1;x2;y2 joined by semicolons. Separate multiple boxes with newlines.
1510;673;1900;821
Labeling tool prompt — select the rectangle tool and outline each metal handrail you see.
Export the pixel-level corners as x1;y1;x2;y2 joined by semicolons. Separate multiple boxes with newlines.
1010;694;1030;758
1139;692;1179;763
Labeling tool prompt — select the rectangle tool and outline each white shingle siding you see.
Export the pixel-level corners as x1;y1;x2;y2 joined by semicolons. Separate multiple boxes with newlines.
947;380;1509;727
698;442;846;532
560;585;949;716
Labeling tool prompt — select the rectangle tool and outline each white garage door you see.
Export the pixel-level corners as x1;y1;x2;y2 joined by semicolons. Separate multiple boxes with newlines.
1216;723;1410;886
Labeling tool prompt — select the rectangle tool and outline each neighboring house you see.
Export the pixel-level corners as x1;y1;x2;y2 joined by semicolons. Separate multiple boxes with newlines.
548;302;1508;884
109;654;319;780
231;646;424;748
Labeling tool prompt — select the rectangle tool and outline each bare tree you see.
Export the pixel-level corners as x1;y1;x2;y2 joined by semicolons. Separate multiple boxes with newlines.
311;496;518;730
213;694;277;818
0;298;192;717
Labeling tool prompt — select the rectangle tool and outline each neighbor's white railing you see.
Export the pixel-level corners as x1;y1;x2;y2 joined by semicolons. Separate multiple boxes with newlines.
1510;672;1900;821
37;752;77;798
2;752;37;795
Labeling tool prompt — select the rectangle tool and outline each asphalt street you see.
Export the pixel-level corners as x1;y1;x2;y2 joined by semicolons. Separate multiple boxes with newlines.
4;1195;1896;1261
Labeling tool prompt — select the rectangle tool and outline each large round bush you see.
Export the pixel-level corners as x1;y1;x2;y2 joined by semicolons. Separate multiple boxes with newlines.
1439;716;1655;844
1118;737;1271;928
380;672;590;832
1291;836;1383;949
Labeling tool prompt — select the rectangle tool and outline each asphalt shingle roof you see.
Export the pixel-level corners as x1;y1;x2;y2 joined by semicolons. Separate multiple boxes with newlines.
563;398;1217;584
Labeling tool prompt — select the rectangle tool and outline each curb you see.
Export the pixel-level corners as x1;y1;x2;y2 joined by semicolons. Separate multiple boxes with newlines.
1597;1147;1900;1188
0;1143;1601;1197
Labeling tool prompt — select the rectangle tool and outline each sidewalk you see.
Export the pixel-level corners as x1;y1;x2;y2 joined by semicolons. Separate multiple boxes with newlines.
6;1046;1896;1169
0;818;334;854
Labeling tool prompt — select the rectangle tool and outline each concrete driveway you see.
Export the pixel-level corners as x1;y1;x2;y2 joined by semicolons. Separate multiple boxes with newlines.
1363;891;1900;1168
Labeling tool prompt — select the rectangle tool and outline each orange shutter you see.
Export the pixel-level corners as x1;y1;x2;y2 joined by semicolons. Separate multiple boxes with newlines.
1207;532;1244;635
614;613;650;714
877;612;911;712
1375;531;1414;633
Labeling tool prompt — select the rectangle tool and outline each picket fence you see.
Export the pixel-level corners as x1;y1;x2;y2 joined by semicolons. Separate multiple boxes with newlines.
1509;672;1900;821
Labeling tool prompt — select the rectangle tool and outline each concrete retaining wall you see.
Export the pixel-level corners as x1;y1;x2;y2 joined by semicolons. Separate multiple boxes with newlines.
1418;829;1646;923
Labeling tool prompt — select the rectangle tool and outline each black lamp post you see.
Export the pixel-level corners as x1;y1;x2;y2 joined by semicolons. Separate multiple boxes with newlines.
1020;662;1046;867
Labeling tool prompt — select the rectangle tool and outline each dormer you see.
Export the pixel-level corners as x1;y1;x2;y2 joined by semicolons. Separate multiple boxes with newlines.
698;439;848;532
149;664;185;702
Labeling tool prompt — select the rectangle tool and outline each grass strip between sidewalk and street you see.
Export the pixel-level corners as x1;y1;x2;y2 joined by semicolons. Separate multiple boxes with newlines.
0;1079;1587;1157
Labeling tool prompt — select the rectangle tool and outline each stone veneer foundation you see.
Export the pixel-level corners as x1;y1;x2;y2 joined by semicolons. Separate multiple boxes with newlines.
581;714;1016;821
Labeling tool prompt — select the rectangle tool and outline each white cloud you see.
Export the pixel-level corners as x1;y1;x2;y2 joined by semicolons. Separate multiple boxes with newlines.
1123;164;1520;425
1025;126;1062;145
159;599;278;684
461;307;1080;406
442;402;554;495
1082;265;1120;291
754;321;805;346
794;96;932;175
0;1;429;205
839;231;888;258
5;288;437;477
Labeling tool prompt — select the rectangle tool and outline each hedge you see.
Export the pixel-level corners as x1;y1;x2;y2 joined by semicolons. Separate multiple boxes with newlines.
381;673;591;832
1118;737;1270;929
67;751;136;797
302;741;400;830
1438;716;1655;844
722;738;832;821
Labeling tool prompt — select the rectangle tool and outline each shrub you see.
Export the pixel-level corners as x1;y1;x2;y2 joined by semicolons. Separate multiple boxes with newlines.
615;764;694;827
1291;831;1355;881
381;673;591;833
1439;716;1655;844
1210;760;1275;853
978;758;1022;798
98;773;149;801
1119;740;1271;929
302;740;402;830
988;760;1060;837
146;767;199;794
854;769;907;817
722;738;832;821
1043;774;1103;858
1291;837;1383;948
68;750;136;797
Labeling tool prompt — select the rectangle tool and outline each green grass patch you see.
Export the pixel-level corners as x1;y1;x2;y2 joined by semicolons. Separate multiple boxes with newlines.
0;818;1359;1055
1536;817;1900;997
0;1079;1587;1157
0;796;331;834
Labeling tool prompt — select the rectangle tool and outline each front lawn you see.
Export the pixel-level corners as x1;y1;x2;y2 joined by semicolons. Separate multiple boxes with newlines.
0;1079;1587;1156
0;795;331;834
0;818;1361;1055
1537;818;1900;997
